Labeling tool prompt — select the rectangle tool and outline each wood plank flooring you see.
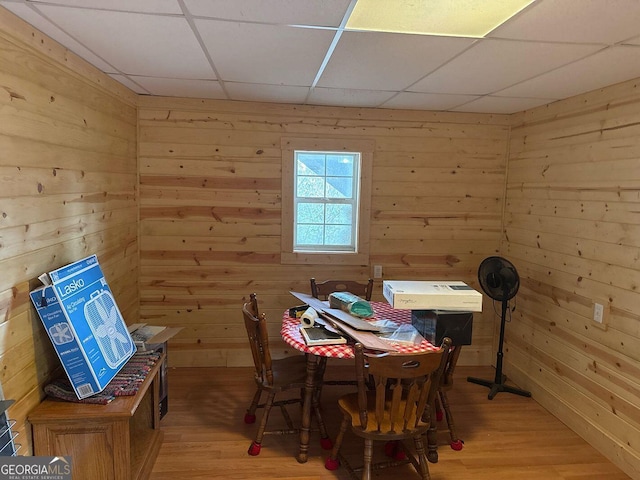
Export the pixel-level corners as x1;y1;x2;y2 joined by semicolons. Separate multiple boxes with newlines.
151;364;632;480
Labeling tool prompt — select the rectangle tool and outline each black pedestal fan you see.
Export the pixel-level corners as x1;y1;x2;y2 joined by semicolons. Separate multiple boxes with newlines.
467;256;531;400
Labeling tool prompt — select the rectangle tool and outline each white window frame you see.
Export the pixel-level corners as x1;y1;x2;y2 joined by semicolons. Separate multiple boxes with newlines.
281;137;374;266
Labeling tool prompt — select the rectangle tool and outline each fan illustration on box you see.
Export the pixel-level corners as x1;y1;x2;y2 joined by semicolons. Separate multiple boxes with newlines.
84;290;134;368
48;322;74;345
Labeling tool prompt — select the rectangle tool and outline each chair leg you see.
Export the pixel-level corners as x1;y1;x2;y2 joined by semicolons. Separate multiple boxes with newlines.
413;434;431;480
245;386;263;424
362;438;373;480
426;403;439;463
248;391;276;456
311;382;332;449
439;390;463;450
325;414;349;470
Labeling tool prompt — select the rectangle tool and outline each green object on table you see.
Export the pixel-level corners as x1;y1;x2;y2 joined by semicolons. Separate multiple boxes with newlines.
329;291;374;318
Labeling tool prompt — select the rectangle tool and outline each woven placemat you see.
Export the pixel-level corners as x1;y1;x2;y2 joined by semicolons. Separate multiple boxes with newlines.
45;350;162;405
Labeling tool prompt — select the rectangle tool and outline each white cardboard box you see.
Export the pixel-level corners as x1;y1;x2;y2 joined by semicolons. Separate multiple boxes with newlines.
128;323;182;350
30;255;136;399
383;280;483;312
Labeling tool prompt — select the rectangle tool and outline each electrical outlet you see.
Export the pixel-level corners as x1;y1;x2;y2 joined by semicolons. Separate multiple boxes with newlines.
593;303;604;323
373;265;383;278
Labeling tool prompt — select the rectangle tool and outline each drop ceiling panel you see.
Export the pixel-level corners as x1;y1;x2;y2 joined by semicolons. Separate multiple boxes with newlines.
133;77;226;99
226;82;310;104
489;0;640;44
495;45;640;99
410;39;604;95
381;92;481;111
28;0;183;14
317;31;475;91
1;3;117;72
183;0;351;26
36;5;215;78
451;95;555;113
307;87;396;107
196;19;334;85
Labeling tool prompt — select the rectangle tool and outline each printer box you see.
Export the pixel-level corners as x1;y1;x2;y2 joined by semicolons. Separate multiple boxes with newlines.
30;255;135;399
411;310;474;346
383;280;483;312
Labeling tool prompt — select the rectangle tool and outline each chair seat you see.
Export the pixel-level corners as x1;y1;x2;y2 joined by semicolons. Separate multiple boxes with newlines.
268;354;308;388
338;393;430;438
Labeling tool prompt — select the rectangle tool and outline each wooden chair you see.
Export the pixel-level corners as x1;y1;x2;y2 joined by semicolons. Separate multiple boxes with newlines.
310;277;374;301
309;277;374;389
325;338;451;480
436;344;464;450
242;293;330;455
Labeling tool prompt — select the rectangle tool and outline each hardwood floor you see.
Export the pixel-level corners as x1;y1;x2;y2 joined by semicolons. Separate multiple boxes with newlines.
151;364;631;480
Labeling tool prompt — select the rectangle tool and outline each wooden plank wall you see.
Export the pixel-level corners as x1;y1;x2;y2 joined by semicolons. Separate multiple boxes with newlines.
138;96;511;368
0;8;138;454
504;78;640;477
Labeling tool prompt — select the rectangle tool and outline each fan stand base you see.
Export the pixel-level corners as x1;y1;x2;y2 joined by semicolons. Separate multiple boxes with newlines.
467;376;531;400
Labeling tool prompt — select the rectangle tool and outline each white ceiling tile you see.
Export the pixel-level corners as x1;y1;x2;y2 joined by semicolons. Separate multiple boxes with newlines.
226;82;309;104
317;31;475;91
307;87;396;108
1;2;117;72
490;0;640;44
451;95;554;114
35;5;215;78
381;92;481;111
495;45;640;99
195;19;334;85
410;39;603;95
108;74;149;94
27;0;183;14
132;76;226;99
183;0;351;26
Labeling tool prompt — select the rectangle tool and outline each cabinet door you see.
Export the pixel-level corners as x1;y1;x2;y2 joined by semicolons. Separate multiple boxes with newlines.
33;421;130;480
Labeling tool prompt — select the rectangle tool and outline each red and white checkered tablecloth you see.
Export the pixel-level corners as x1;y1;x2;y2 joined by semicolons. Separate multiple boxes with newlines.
281;301;440;359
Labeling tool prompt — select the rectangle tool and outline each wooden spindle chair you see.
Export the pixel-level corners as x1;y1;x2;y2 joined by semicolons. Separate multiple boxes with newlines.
242;293;330;456
325;338;452;480
310;278;374;389
310;277;374;301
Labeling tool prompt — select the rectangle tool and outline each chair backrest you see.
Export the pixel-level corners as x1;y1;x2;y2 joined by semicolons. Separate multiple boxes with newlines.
353;338;452;434
310;278;374;301
242;293;274;386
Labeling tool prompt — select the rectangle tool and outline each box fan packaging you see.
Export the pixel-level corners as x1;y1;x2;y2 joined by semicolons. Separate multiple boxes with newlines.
30;255;135;399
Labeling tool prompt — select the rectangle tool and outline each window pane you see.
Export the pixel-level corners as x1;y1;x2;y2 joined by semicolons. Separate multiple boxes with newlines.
297;153;325;175
326;154;354;176
297;177;325;198
326;177;352;199
292;149;360;253
297;203;324;224
326;204;352;225
325;225;352;245
297;224;324;245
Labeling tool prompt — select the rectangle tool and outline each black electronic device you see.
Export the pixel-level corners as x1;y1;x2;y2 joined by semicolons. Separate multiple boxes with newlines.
467;256;531;400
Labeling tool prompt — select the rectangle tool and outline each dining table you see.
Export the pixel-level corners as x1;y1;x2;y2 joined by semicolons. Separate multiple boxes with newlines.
280;300;442;464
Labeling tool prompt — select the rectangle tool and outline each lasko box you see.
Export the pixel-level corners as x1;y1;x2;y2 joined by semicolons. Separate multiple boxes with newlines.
383;280;483;312
30;255;135;399
411;310;474;346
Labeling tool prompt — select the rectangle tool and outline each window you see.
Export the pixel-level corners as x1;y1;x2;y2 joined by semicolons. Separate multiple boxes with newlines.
294;150;360;252
281;137;374;265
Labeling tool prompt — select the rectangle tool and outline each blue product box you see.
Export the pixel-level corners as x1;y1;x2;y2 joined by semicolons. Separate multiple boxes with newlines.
30;255;135;399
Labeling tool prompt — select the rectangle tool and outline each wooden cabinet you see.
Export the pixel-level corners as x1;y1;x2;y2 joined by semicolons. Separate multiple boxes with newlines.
29;355;165;480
